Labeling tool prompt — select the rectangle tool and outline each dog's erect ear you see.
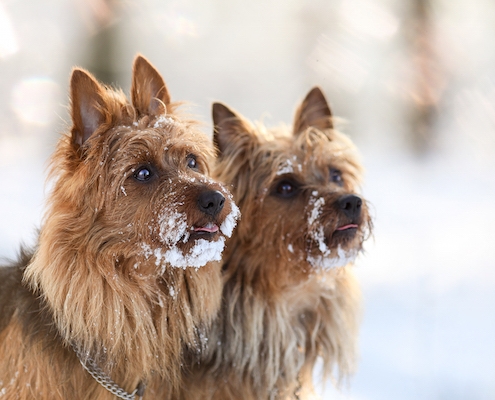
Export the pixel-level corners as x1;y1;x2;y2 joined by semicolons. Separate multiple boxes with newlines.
70;68;107;146
131;55;171;117
293;87;333;134
212;103;258;156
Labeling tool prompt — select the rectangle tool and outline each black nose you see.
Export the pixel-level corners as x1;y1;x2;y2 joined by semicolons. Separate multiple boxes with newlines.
337;194;362;220
198;190;225;217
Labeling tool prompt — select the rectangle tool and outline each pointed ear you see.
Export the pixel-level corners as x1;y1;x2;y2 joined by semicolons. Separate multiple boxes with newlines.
131;55;171;116
212;102;258;156
70;68;107;146
293;87;333;134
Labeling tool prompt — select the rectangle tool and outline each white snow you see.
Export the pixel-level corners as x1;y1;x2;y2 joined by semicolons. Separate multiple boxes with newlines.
307;245;358;270
311;225;331;257
157;236;225;270
153;115;174;129
277;156;302;175
220;202;240;237
307;193;331;261
308;195;325;226
276;158;294;175
157;208;189;245
141;243;153;259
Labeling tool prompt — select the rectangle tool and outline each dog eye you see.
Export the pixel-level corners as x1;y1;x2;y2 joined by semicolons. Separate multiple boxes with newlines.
274;180;298;198
330;168;343;185
186;155;197;169
134;166;153;182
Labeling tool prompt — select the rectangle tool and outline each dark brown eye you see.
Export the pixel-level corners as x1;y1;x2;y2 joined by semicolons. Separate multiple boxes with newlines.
330;168;343;185
134;166;153;182
274;180;299;198
187;155;197;169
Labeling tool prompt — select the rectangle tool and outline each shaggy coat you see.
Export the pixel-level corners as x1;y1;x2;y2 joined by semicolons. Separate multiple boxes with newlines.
0;55;238;399
182;88;372;399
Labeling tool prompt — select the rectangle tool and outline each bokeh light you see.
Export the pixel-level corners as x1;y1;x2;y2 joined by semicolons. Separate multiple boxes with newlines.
11;77;61;126
0;3;18;58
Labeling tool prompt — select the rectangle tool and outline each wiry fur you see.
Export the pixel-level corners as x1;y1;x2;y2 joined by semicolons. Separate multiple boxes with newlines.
182;88;372;399
0;55;238;399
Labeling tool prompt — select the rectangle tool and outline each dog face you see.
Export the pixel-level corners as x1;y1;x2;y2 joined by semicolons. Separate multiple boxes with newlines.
56;56;239;274
213;88;371;278
92;120;238;271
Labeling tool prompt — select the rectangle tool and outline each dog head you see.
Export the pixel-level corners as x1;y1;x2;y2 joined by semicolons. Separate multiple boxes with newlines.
213;87;371;280
52;55;240;273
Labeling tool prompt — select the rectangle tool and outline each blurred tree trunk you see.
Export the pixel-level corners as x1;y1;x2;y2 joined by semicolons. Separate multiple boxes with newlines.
86;24;119;85
404;0;445;154
80;0;121;86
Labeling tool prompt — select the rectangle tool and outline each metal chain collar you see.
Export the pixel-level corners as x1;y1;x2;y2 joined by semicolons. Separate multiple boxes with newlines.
72;344;145;400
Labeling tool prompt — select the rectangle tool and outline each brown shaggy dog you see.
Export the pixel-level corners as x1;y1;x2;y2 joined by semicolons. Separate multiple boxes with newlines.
182;87;372;399
0;55;239;399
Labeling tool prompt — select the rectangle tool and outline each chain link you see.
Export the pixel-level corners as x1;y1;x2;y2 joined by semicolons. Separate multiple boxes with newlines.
72;344;145;400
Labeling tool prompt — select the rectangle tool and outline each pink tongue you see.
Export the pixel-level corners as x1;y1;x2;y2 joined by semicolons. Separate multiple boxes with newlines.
337;224;358;231
194;224;219;233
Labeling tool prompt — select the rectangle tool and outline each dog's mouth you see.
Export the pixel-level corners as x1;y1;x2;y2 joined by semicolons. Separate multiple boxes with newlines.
190;222;220;240
327;222;361;247
335;223;359;231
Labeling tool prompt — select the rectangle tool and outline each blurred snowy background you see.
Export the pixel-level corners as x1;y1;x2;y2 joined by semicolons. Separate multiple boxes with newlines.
1;0;494;398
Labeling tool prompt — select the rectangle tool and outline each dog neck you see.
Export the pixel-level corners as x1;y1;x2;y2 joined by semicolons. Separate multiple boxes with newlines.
72;343;146;400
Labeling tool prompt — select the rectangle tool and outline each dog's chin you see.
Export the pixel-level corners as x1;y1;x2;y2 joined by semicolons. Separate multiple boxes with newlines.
305;224;364;270
188;231;219;242
141;222;226;270
154;235;226;270
306;246;358;270
330;229;358;248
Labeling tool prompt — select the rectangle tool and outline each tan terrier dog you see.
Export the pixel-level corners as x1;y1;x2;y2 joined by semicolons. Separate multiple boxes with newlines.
182;87;372;399
0;55;239;399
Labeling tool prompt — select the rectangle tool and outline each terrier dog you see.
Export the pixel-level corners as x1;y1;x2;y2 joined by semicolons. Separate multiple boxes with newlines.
0;55;239;399
182;87;372;399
